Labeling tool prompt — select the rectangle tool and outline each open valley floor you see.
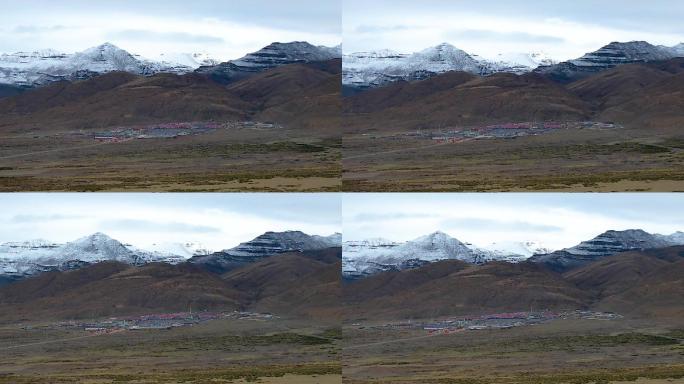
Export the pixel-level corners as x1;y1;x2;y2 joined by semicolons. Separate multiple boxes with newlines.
0;125;340;192
343;317;684;384
343;127;684;192
0;316;342;383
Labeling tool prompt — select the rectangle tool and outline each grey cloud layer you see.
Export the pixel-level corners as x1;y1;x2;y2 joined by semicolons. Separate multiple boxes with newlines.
107;30;225;44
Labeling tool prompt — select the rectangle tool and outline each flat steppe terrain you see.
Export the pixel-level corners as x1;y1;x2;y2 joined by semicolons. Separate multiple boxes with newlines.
343;126;684;192
0;127;340;192
343;317;684;384
0;317;341;383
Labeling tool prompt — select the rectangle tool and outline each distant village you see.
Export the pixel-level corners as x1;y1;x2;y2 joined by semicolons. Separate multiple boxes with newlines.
91;121;280;142
403;121;622;143
30;311;277;334
355;310;622;335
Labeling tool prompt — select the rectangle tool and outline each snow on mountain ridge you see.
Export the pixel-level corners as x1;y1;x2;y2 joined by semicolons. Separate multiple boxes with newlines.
152;52;221;69
230;41;341;69
479;240;553;258
221;230;339;258
0;42;195;87
530;229;684;271
343;42;556;90
0;232;187;279
343;228;684;278
344;40;684;90
342;231;539;278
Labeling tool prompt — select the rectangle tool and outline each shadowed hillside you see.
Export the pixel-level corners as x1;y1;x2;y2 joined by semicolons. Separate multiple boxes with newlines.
344;57;684;132
0;59;341;133
345;246;684;321
344;260;589;320
0;248;342;322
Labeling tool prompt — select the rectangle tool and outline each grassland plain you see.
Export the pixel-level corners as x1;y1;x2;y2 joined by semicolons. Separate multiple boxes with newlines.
342;127;684;192
0;130;341;192
342;318;684;384
0;317;342;383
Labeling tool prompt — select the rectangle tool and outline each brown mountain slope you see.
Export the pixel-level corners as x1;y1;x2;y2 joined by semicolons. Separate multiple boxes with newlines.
597;71;684;130
564;246;684;318
345;58;684;133
566;58;684;129
564;246;684;297
221;248;341;320
0;72;140;114
0;248;342;322
0;60;341;133
226;60;341;132
567;64;671;109
596;259;684;318
0;72;250;132
0;262;243;322
344;261;589;321
344;72;591;132
344;71;477;113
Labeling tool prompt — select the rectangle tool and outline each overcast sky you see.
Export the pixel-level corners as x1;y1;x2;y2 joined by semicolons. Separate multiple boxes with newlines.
0;0;340;60
343;194;684;250
343;0;684;60
0;193;340;251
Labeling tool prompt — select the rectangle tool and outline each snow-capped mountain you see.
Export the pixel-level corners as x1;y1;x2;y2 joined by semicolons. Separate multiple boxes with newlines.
535;41;684;82
0;42;195;88
343;42;559;91
530;229;684;271
476;51;558;75
230;41;341;69
343;228;684;278
320;232;343;246
144;241;213;259
0;40;341;89
0;233;187;282
195;41;341;84
669;43;684;56
343;40;684;91
190;230;341;272
0;230;340;284
342;231;543;279
343;43;483;90
151;52;221;69
479;240;553;259
660;231;684;244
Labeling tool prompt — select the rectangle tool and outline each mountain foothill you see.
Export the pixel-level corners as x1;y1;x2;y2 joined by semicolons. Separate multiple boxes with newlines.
0;230;342;322
343;40;684;132
343;229;684;321
0;41;341;133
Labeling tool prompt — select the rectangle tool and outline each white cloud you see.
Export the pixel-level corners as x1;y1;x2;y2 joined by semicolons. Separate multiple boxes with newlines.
342;194;684;250
0;5;341;61
343;1;684;61
0;194;340;251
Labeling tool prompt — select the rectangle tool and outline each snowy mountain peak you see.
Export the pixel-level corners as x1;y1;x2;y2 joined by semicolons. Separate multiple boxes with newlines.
422;42;465;56
73;43;143;72
535;40;681;82
154;52;220;68
324;233;343;245
671;43;684;54
413;43;478;67
188;230;339;271
194;41;341;84
342;231;488;279
480;240;553;258
231;41;341;68
0;42;200;88
414;230;454;243
342;42;554;90
0;232;198;280
529;228;684;272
